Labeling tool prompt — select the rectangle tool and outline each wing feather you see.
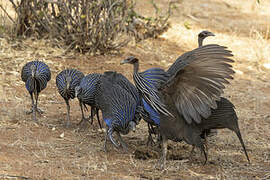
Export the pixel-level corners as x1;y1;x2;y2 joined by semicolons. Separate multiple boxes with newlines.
163;44;235;124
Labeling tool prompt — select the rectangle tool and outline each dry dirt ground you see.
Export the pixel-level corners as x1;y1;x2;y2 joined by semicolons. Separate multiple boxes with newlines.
1;0;270;179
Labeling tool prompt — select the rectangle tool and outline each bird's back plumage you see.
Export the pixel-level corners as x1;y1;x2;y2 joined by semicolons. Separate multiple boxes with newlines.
21;60;51;93
77;73;102;105
56;69;84;100
95;73;137;132
134;67;171;117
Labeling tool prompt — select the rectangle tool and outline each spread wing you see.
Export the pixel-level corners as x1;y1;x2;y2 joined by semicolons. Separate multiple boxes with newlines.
133;68;172;116
162;44;235;124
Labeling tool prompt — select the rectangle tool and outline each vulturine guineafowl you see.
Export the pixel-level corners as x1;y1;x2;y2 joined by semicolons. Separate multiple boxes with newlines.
198;30;215;47
137;31;217;146
121;43;248;168
56;69;84;127
101;71;142;125
95;72;138;151
21;60;51;121
75;73;102;128
198;30;218;139
195;31;249;162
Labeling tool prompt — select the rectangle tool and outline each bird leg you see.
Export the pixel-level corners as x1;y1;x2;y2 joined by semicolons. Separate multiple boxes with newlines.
34;92;43;114
95;108;102;129
147;124;155;146
204;131;209;153
90;107;95;124
27;93;37;121
26;93;43;116
104;126;109;152
189;146;196;161
108;127;120;150
65;99;71;127
200;144;208;165
156;136;168;170
116;132;128;152
77;101;91;129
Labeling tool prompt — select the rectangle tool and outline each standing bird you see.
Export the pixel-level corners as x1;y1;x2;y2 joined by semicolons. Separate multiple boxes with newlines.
94;72;137;151
101;71;142;125
141;31;217;146
75;73;102;128
197;30;217;138
121;44;247;168
21;60;51;121
56;69;84;127
195;30;249;161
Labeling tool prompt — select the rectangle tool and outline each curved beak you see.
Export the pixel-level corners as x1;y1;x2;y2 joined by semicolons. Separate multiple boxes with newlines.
208;32;215;36
120;59;128;65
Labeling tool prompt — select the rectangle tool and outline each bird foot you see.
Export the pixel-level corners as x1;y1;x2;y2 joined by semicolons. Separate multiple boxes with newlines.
36;108;44;114
77;118;91;131
64;121;71;128
155;157;166;170
120;141;128;153
26;107;44;115
146;136;156;147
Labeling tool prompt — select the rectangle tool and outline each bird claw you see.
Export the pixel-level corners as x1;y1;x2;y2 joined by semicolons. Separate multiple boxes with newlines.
64;121;71;128
26;107;44;115
120;141;128;153
155;157;166;170
36;108;44;114
26;109;33;115
146;135;156;147
77;118;91;131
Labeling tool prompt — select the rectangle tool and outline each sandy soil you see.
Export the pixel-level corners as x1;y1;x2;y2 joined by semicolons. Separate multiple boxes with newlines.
0;0;270;179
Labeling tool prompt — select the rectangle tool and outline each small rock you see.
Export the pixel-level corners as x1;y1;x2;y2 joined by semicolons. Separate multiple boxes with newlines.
60;132;64;138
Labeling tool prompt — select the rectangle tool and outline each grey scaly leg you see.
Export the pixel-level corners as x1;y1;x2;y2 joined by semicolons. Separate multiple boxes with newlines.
77;101;90;128
116;132;128;152
156;136;168;170
65;99;70;127
108;127;120;149
35;92;43;114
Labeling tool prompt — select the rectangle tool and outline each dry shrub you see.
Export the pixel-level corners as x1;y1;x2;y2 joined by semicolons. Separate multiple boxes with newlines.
7;0;177;54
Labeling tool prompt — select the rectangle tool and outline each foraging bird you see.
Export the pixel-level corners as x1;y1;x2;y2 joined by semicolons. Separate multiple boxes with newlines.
121;44;241;168
56;69;84;127
21;60;51;121
94;72;137;151
101;71;142;124
196;97;250;162
75;73;102;128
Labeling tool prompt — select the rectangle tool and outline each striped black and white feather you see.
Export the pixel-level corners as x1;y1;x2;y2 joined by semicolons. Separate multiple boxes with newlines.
56;69;84;100
21;60;51;93
95;73;137;133
133;67;172;117
76;73;102;106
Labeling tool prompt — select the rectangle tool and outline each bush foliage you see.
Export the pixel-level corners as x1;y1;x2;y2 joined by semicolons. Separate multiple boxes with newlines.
7;0;176;54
